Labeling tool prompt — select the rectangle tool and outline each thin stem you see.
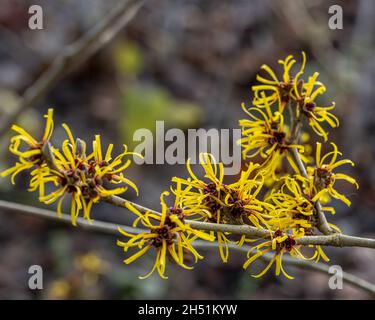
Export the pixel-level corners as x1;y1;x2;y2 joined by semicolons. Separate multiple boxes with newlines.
2;198;375;249
288;101;301;144
289;147;333;235
36;146;369;248
0;199;373;296
287;101;333;235
106;195;375;249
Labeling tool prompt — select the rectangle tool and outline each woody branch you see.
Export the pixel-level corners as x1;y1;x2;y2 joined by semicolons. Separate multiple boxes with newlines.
287;101;333;235
106;194;375;249
39;143;375;250
0;199;374;296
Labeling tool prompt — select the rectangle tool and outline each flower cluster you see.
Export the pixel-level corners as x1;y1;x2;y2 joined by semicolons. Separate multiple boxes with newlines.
172;153;272;262
235;52;358;277
1;53;359;281
1;109;139;225
251;52;338;143
117;192;214;279
1;109;55;197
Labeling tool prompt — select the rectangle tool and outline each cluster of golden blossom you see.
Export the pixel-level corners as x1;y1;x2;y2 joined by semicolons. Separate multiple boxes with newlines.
1;53;358;280
1;110;139;225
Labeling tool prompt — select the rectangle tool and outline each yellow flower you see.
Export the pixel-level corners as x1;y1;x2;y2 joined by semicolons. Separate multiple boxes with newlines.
238;100;304;178
89;135;139;196
251;52;338;142
225;163;275;230
172;153;232;262
173;153;273;262
309;142;359;206
28;165;59;198
295;72;339;141
39;125;91;225
266;177;335;233
172;153;225;221
1;108;54;195
40;125;139;225
243;230;321;279
170;179;201;218
117;191;214;279
252;52;306;109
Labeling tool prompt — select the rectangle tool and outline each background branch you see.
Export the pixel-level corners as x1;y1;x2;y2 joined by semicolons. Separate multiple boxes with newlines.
0;0;145;138
0;199;373;296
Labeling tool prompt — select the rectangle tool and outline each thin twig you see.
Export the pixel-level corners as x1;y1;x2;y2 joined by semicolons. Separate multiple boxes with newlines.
32;141;375;248
289;147;333;235
0;199;373;296
0;0;145;138
33;145;369;248
287;101;333;235
106;195;375;249
2;198;375;249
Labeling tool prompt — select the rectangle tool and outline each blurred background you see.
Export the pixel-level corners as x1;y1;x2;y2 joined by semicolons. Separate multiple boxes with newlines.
0;0;374;299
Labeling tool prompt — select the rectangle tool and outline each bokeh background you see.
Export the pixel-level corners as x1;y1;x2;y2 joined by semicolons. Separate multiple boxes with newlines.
0;0;374;299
